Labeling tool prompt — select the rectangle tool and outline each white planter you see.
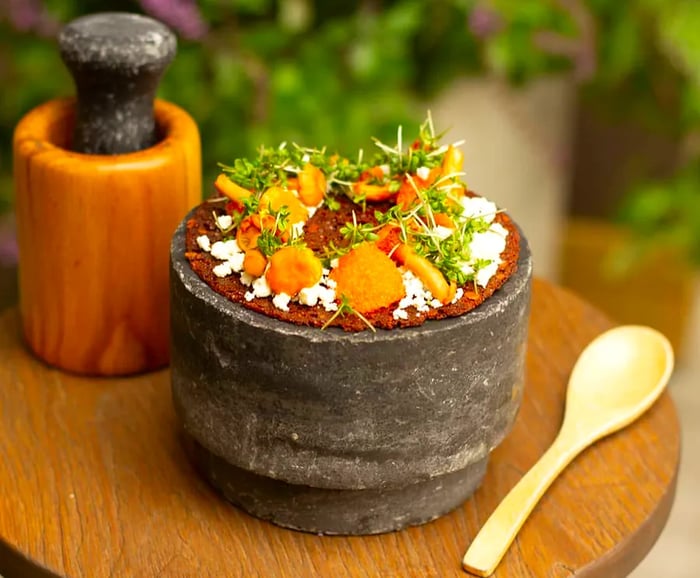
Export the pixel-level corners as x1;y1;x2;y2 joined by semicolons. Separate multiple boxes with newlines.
430;75;576;280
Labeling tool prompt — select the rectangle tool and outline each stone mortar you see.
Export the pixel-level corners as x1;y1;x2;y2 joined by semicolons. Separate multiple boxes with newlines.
170;211;533;534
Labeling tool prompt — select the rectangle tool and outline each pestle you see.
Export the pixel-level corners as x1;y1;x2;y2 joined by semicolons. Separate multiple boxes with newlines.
13;12;201;376
58;12;177;154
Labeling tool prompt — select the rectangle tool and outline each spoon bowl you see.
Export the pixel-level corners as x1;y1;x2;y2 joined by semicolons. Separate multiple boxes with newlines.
462;325;674;577
563;325;674;441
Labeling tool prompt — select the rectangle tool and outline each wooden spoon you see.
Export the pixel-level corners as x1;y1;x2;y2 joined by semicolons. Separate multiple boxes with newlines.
462;325;674;577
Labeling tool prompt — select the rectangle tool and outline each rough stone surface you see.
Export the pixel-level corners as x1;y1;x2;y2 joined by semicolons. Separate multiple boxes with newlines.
186;435;489;535
170;212;532;533
58;12;176;154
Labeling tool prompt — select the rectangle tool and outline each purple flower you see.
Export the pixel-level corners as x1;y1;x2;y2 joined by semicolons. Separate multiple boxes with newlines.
1;0;59;36
139;0;208;40
468;4;502;39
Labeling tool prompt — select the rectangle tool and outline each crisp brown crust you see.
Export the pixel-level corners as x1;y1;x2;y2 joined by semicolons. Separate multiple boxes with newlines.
185;194;520;331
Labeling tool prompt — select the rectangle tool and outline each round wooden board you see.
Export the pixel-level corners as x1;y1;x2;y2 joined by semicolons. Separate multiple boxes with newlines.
0;280;680;578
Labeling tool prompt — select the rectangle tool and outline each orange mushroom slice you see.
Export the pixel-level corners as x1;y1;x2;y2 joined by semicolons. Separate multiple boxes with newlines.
441;144;464;176
353;166;397;202
396;178;418;210
396;167;442;210
214;174;252;210
298;163;326;207
392;243;456;304
259;186;309;227
236;216;262;252
243;248;268;278
433;212;455;229
266;246;323;296
439;145;467;200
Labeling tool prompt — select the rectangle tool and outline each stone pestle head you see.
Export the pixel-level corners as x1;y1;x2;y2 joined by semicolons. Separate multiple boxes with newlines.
58;12;177;155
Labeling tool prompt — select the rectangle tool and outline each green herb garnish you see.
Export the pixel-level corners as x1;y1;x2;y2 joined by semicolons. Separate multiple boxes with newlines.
321;294;376;332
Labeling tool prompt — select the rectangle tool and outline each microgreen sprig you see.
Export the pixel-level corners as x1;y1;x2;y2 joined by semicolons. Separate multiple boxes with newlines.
215;113;489;292
339;211;381;247
255;205;296;257
257;229;283;257
212;210;236;235
321;294;376;332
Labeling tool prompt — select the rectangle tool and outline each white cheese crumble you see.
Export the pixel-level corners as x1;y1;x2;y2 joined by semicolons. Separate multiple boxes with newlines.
298;285;320;307
229;253;246;273
393;309;409;321
213;262;232;278
210;239;242;261
215;214;233;230
245;275;272;301
470;226;507;261
299;281;337;310
469;222;508;287
272;292;291;311
476;263;499;288
252;276;272;298
394;269;435;317
460;196;498;223
416;166;431;181
196;235;211;252
206;238;246;278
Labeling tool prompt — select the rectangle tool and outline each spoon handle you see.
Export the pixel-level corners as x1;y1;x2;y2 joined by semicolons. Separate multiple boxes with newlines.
462;433;583;576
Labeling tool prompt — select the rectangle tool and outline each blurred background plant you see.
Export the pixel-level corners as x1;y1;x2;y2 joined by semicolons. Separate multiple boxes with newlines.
0;0;699;268
0;0;590;206
585;0;700;269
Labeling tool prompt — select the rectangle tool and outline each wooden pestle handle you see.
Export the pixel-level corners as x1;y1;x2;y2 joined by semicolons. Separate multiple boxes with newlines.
58;12;176;154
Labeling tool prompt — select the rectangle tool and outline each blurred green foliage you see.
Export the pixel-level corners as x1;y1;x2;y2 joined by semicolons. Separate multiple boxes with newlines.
0;0;584;205
1;0;700;264
605;0;700;266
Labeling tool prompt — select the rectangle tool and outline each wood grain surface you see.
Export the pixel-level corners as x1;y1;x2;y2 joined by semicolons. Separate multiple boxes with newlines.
13;98;201;376
0;280;681;578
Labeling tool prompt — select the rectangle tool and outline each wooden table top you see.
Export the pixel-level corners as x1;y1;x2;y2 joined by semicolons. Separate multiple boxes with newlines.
0;279;680;578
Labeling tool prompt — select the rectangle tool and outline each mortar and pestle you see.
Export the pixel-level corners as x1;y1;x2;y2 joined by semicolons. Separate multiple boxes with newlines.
13;13;201;376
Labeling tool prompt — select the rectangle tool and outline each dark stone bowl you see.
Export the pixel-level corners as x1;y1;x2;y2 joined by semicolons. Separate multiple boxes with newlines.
170;213;532;535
